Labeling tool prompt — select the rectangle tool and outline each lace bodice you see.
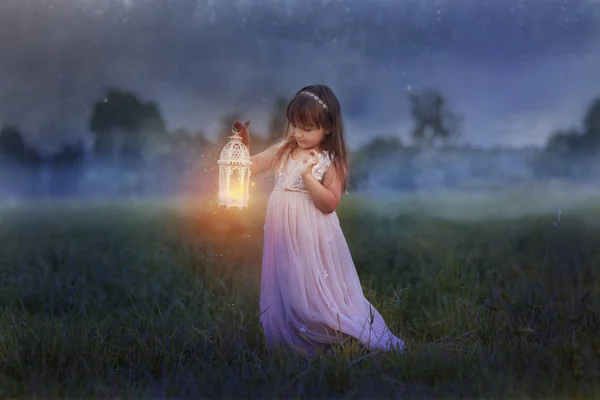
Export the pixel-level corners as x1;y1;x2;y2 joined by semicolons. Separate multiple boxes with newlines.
274;148;334;193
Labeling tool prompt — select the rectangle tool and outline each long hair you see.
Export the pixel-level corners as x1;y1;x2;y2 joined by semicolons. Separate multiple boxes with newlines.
270;84;349;193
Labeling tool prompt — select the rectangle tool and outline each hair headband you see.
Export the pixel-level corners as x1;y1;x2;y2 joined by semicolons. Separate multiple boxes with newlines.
299;91;328;110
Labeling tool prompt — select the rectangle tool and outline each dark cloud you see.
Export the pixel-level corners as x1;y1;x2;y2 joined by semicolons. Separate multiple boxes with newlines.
1;0;600;150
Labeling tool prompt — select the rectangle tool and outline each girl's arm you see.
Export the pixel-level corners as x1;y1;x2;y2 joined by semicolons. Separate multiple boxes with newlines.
250;143;281;175
234;119;283;176
301;156;343;214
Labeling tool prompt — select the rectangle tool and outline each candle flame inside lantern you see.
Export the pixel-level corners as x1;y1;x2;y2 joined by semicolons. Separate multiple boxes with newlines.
229;170;244;200
218;132;252;210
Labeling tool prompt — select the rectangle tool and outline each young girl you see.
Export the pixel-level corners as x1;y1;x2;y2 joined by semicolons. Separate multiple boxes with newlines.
233;84;405;356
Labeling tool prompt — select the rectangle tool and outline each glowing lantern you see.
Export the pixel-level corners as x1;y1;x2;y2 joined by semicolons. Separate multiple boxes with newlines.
218;130;252;209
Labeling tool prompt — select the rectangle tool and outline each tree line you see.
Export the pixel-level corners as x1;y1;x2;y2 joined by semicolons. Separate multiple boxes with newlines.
0;87;466;167
1;86;599;195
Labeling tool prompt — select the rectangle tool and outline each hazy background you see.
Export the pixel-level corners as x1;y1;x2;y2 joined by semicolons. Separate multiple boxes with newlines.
1;0;600;201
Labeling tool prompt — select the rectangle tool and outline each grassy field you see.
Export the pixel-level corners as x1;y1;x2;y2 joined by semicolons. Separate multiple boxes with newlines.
1;190;600;398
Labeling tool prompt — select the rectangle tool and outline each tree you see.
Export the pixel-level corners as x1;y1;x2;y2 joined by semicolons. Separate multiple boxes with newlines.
0;125;43;166
169;128;214;166
409;90;462;147
0;125;27;161
545;129;587;155
360;136;403;156
349;136;416;191
46;141;86;198
533;96;600;180
89;89;167;164
535;127;595;180
583;97;600;148
268;96;289;143
51;141;85;166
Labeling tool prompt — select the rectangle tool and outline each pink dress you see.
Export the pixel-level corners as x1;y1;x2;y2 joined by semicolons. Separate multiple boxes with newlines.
259;147;405;356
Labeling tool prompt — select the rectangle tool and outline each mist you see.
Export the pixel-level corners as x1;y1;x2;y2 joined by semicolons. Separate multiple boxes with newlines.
1;0;600;213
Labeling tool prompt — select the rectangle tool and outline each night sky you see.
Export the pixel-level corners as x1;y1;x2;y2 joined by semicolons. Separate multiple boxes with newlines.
1;0;600;152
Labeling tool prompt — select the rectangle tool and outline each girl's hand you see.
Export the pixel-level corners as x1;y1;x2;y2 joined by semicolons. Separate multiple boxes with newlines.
301;150;319;178
233;120;251;147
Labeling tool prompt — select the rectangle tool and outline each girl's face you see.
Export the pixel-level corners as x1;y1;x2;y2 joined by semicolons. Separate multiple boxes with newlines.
291;123;327;150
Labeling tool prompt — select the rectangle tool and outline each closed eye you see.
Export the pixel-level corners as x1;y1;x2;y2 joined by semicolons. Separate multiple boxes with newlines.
290;122;319;133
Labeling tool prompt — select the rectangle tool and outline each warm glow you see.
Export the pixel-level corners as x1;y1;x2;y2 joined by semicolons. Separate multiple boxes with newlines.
229;179;245;202
217;132;252;210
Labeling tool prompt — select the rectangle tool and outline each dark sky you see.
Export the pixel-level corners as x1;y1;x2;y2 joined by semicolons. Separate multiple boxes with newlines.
1;0;600;152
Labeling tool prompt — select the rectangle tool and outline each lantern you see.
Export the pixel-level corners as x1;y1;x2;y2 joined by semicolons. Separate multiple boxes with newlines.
218;130;252;209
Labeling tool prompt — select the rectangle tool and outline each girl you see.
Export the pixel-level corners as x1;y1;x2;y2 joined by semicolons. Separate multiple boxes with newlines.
233;84;405;356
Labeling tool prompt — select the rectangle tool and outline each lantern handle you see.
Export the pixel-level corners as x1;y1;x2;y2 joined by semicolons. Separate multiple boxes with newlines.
232;120;251;147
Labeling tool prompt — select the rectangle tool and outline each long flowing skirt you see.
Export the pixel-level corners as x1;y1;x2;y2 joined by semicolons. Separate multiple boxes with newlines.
259;189;405;355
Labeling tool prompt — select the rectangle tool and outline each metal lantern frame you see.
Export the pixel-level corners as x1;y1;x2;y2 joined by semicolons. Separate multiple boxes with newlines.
218;132;252;210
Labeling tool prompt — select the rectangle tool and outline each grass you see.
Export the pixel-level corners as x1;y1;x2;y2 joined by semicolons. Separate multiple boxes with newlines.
1;192;600;398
